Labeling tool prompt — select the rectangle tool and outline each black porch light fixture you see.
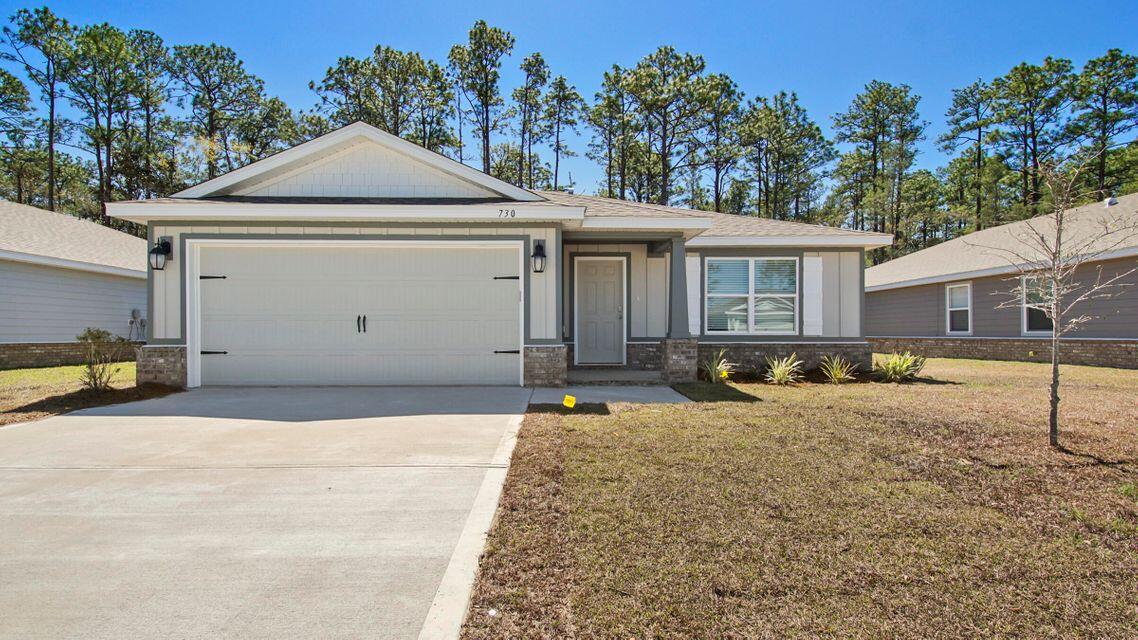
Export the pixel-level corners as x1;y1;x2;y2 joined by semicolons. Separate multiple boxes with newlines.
149;238;173;271
531;240;547;274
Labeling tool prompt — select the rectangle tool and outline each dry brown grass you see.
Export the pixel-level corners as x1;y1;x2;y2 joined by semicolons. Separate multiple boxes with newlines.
462;358;1138;638
0;362;177;426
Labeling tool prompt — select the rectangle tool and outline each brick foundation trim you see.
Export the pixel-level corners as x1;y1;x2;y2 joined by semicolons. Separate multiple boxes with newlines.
698;342;874;377
664;338;699;383
868;337;1138;370
524;345;568;386
137;345;188;387
566;341;665;371
1;341;142;370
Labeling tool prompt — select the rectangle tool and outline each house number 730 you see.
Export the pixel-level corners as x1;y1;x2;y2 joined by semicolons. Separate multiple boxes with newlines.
498;209;516;218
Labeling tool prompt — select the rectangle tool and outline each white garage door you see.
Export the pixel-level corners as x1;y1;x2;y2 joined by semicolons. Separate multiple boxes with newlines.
195;243;522;385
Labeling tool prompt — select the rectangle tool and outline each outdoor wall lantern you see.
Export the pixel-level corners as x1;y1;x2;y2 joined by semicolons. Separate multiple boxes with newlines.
149;238;173;271
531;241;547;274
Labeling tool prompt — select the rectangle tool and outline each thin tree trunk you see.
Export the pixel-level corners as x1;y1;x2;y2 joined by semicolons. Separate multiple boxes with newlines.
1049;328;1060;447
481;104;490;174
47;88;56;211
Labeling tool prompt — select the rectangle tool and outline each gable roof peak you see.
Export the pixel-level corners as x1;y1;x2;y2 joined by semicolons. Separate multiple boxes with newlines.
172;121;544;202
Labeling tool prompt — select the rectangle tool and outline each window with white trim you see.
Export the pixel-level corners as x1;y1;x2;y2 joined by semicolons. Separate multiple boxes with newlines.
1022;275;1054;334
705;257;798;334
945;282;972;334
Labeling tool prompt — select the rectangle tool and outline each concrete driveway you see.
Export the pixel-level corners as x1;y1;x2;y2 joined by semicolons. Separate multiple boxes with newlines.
0;387;531;640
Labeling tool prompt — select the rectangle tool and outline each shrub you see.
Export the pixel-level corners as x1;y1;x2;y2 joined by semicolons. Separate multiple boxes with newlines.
819;355;858;384
763;353;803;385
875;351;927;383
76;328;130;391
701;348;736;384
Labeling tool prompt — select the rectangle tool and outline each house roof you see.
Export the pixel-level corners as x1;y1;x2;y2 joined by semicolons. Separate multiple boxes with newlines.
866;193;1138;291
106;120;891;248
539;191;893;247
0;200;146;278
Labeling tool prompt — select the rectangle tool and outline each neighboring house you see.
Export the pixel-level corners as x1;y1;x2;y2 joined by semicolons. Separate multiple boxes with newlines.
0;200;148;369
107;122;890;388
866;194;1138;369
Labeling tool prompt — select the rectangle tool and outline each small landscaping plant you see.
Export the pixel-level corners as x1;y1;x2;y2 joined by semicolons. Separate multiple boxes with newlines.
875;351;927;383
701;348;736;384
763;353;803;385
819;354;858;384
77;328;130;391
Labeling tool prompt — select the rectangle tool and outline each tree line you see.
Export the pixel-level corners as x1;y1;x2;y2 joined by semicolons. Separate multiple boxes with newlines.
1;7;1135;262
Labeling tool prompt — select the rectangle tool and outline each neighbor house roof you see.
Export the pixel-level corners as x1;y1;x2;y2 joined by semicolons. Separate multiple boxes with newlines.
866;193;1138;291
0;200;147;278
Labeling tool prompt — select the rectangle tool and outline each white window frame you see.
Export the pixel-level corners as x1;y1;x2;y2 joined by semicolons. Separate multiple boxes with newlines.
944;282;972;335
1021;275;1053;336
704;256;799;335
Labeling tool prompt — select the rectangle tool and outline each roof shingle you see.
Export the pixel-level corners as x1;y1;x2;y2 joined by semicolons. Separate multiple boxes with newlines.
0;200;146;273
866;193;1138;289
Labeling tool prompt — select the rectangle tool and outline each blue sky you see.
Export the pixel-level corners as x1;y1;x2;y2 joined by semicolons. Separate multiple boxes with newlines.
3;0;1136;192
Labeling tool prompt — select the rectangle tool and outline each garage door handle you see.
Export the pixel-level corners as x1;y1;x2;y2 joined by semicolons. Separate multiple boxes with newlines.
363;315;367;333
357;315;361;333
494;349;520;354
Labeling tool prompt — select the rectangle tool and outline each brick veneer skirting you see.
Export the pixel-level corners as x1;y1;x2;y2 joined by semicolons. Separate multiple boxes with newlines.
698;342;874;376
0;341;142;370
137;345;188;387
524;345;568;386
565;341;665;371
868;337;1138;370
664;338;699;382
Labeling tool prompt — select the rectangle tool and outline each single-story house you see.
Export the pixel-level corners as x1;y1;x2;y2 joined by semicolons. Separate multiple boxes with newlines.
108;122;891;387
0;200;148;369
866;193;1138;369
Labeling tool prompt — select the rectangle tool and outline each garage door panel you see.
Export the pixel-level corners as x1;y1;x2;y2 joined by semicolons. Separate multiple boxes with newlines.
197;244;521;385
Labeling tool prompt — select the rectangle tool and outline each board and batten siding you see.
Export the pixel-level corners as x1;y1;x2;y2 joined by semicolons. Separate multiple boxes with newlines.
239;141;499;199
148;224;560;343
865;256;1138;339
0;259;146;342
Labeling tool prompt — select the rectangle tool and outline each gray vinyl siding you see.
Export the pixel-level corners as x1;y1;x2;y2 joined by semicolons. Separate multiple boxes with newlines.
865;282;941;336
0;259;147;343
866;256;1138;339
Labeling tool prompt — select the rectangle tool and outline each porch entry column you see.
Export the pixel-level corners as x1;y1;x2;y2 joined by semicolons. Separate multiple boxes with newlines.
667;237;690;338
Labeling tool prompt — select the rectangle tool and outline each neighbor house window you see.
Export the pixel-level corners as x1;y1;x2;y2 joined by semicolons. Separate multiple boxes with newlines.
705;257;798;334
945;282;972;334
1022;275;1054;334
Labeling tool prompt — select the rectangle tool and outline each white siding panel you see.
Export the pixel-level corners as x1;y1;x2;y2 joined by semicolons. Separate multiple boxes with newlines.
802;255;824;336
821;252;842;337
242;142;498;198
646;257;668;336
686;255;701;335
0;260;146;342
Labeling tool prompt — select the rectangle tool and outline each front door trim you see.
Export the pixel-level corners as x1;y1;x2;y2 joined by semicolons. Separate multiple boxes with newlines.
573;255;627;366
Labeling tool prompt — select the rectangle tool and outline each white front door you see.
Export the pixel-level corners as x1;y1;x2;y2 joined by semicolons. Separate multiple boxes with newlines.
576;257;624;364
194;242;522;385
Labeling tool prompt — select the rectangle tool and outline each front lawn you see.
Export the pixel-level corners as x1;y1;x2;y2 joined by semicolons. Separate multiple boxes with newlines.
0;362;177;426
463;358;1138;638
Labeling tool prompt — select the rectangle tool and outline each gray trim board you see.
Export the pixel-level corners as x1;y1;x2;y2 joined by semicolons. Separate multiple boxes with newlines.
668;237;690;338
